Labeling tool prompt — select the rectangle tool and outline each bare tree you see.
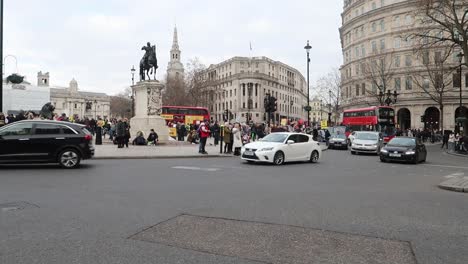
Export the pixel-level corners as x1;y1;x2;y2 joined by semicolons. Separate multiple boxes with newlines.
110;87;132;118
362;54;396;105
163;75;189;106
413;48;456;130
413;0;468;64
185;57;211;107
315;68;342;124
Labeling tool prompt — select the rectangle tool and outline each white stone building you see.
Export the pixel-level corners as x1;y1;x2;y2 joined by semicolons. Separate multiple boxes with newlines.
35;72;111;119
340;0;468;131
195;56;308;123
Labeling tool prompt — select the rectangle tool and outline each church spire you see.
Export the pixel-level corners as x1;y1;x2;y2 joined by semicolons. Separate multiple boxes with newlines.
167;26;184;79
172;26;179;50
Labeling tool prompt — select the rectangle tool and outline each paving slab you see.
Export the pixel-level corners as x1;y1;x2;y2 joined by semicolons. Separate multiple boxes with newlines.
130;214;417;264
439;176;468;192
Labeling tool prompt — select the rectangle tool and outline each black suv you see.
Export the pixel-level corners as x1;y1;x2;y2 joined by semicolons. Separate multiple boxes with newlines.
0;120;94;168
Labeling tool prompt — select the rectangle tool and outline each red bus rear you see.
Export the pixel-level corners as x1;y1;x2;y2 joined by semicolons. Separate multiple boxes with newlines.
342;106;396;142
161;106;210;125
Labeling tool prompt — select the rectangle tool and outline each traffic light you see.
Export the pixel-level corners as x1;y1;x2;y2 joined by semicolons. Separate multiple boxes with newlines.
269;97;277;112
264;95;271;112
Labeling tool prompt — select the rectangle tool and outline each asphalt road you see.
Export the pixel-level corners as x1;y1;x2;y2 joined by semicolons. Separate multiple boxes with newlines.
1;145;467;264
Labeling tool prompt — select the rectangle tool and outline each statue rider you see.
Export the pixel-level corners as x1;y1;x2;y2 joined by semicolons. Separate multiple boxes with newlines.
143;42;153;65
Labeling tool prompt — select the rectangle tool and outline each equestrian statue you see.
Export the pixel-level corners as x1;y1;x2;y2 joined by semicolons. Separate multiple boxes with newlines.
139;42;158;81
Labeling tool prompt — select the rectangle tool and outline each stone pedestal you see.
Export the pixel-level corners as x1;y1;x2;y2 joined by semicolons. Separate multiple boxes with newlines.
130;80;169;142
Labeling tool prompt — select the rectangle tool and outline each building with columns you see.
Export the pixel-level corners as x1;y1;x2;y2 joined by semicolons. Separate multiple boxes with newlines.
309;97;327;125
340;0;468;131
167;26;185;80
194;56;308;123
36;72;110;119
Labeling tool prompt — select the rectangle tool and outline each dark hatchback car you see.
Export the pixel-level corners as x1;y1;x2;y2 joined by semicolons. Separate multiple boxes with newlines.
0;120;94;168
380;137;427;164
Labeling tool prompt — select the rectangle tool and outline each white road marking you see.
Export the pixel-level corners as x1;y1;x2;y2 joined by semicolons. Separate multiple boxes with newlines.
444;172;465;179
424;164;468;170
172;166;220;172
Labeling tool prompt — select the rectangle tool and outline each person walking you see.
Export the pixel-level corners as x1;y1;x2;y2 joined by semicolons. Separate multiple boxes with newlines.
441;132;449;149
198;120;210;154
232;123;243;156
223;122;232;153
448;133;455;152
123;119;131;148
115;119;125;148
212;121;220;146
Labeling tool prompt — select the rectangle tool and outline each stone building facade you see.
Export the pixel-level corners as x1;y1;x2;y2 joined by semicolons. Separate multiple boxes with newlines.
195;56;308;123
36;72;111;119
340;0;468;131
310;97;327;125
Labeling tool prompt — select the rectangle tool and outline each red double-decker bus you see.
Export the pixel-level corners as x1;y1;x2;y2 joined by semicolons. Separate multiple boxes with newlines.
161;106;210;125
342;106;396;142
161;106;210;138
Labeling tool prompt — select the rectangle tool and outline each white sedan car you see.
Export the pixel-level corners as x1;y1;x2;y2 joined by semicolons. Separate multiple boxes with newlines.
241;132;322;165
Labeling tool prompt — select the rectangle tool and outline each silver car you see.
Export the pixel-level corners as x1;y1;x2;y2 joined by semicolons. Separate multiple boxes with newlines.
350;131;383;155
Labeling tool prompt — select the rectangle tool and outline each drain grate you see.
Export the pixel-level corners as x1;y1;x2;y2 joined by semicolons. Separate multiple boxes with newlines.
0;201;39;212
130;214;417;264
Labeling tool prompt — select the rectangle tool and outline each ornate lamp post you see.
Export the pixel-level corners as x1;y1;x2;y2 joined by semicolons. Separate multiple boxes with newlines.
378;89;399;106
328;90;332;125
247;83;253;123
304;40;312;127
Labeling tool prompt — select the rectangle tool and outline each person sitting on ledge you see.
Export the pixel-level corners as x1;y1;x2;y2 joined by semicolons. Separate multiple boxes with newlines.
147;129;159;146
132;131;147;146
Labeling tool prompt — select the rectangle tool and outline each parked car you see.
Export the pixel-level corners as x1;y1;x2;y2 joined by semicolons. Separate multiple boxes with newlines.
241;132;321;165
328;134;348;150
350;131;383;155
380;137;427;164
0;120;94;168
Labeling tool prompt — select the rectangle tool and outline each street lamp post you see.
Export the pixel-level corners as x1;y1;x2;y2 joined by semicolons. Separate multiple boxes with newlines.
304;40;312;127
0;0;4;112
320;99;323;124
247;83;253;123
329;90;332;125
457;52;465;131
131;66;136;117
94;100;97;119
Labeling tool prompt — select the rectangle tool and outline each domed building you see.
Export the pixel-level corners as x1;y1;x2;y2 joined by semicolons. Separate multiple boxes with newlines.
339;0;468;132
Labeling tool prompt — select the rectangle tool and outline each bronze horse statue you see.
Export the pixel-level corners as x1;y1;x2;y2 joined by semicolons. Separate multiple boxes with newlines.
140;42;158;81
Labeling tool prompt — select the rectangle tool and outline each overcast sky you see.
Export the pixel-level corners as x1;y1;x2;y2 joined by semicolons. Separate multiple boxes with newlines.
4;0;343;95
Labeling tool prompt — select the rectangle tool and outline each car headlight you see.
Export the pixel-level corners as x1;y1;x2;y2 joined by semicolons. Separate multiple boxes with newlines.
260;147;274;152
352;143;356;147
381;149;388;153
405;150;416;155
241;147;246;152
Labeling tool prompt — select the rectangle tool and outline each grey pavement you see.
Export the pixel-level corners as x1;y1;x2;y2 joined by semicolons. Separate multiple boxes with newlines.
94;138;327;159
1;144;467;263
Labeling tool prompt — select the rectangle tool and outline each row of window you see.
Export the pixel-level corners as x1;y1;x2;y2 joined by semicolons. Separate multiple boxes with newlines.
344;13;414;48
343;0;386;23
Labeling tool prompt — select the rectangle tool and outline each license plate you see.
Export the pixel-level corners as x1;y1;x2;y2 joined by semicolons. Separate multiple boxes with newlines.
244;151;254;156
389;153;401;157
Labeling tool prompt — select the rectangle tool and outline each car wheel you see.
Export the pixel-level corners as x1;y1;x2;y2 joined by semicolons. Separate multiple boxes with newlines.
310;150;319;163
411;155;419;164
58;149;81;169
273;151;285;165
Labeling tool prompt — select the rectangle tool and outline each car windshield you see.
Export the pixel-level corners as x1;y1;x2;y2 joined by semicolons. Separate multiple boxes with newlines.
355;133;378;140
261;133;288;143
387;138;416;146
332;134;346;139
